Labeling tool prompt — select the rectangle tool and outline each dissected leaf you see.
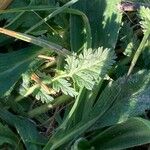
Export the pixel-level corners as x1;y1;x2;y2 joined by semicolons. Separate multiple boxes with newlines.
35;88;54;103
140;6;150;33
65;47;116;90
40;47;116;99
53;78;78;97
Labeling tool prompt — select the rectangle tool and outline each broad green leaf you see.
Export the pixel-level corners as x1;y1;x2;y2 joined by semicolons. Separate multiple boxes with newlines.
0;122;23;150
43;84;114;150
43;82;109;149
90;118;150;150
70;0;122;51
91;70;150;130
0;46;45;97
44;70;150;149
0;108;47;150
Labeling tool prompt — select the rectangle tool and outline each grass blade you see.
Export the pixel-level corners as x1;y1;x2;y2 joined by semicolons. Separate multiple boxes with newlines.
0;27;71;56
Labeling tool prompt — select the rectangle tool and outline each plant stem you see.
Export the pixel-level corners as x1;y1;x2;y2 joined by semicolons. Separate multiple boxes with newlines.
28;95;72;117
51;74;70;82
41;60;56;70
127;31;149;77
0;27;72;57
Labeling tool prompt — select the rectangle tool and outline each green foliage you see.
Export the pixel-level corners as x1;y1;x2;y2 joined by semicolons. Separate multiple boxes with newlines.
72;118;150;150
91;70;150;129
19;73;54;103
0;46;45;97
17;47;116;103
53;78;78;97
90;118;150;150
43;70;150;149
140;6;150;33
64;47;116;90
0;122;23;150
142;40;150;69
119;22;139;57
70;0;122;51
0;0;150;150
0;108;47;150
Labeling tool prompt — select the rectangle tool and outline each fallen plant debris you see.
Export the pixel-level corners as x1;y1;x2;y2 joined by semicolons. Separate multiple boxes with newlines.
118;1;150;11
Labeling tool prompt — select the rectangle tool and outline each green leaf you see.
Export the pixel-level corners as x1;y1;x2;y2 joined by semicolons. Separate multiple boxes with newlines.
140;7;150;33
64;0;123;141
53;78;78;97
0;108;47;150
91;70;150;130
42;47;115;99
44;69;150;149
35;88;54;103
43;33;117;150
70;0;122;51
43;84;114;150
0;46;45;97
90;118;150;150
65;47;116;90
18;62;54;103
0;122;23;150
24;0;79;34
0;27;71;56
